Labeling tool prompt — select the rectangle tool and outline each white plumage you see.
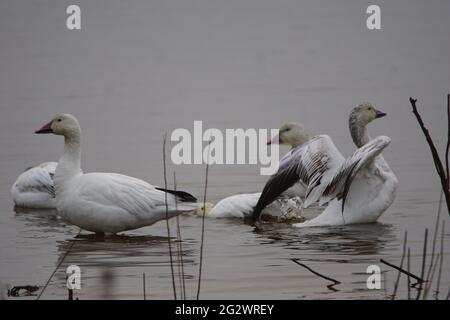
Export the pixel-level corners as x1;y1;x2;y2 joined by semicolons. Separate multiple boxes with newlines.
35;113;198;234
294;134;396;226
207;193;304;222
192;122;311;223
11;162;57;209
253;103;398;227
209;193;261;219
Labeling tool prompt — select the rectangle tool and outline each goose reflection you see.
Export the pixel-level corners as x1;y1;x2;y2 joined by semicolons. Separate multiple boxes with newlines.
252;221;395;257
45;233;198;299
13;207;70;233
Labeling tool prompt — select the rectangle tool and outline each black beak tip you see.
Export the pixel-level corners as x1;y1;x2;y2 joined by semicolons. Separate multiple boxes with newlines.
35;128;53;134
35;121;53;134
375;110;387;119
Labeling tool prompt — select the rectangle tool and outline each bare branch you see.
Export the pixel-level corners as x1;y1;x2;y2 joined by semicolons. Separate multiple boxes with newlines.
409;97;450;216
291;259;341;290
380;259;425;284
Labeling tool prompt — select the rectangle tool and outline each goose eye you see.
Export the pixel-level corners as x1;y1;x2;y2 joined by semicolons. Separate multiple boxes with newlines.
57;119;62;122
285;128;291;132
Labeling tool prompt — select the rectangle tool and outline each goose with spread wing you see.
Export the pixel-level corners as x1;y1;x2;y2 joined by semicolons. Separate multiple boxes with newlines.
252;103;398;227
34;113;198;234
11;162;57;209
191;122;310;222
267;122;310;198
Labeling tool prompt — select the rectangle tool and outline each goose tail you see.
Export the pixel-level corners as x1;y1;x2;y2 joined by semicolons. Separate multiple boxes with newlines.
155;187;197;203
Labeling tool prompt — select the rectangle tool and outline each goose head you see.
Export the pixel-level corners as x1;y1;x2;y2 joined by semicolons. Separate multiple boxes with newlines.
268;122;310;148
192;202;215;216
350;102;386;126
35;113;81;138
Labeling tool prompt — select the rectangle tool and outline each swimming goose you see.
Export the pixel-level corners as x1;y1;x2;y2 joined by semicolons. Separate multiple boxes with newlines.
252;103;398;226
11;162;57;209
193;193;304;222
35;113;198;234
190;122;310;222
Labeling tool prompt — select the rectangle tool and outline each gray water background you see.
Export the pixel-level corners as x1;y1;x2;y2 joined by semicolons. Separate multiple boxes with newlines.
0;0;449;299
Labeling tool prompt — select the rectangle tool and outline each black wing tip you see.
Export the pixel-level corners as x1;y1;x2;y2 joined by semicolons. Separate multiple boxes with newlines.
251;207;261;221
155;187;197;202
242;206;260;225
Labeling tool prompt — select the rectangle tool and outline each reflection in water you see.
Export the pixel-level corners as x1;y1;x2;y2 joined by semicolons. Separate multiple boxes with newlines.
48;233;199;299
56;234;197;268
14;207;70;234
100;266;116;300
246;221;396;298
1;0;450;300
253;221;396;258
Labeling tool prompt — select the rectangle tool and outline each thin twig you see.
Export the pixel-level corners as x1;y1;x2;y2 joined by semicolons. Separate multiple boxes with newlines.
196;160;209;300
407;248;411;300
143;272;146;300
446;93;450;190
37;228;81;300
416;228;428;300
409;97;450;215
291;259;341;290
67;275;73;300
435;221;445;299
173;172;186;300
380;259;424;283
163;134;177;300
392;231;407;299
423;254;440;300
424;192;444;299
426;192;442;281
176;216;186;300
172;173;182;300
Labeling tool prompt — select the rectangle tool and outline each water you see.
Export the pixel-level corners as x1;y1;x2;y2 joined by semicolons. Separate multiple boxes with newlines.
0;0;450;299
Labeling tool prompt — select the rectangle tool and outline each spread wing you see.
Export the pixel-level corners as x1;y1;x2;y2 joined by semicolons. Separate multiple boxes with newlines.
306;135;392;210
252;135;344;219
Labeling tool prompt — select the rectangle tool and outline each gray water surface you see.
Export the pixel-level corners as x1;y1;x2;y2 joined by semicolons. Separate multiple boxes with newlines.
1;0;449;299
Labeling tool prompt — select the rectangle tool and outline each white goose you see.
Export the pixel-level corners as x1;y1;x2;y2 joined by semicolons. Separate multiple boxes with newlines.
192;122;310;222
267;122;310;198
35;113;198;234
253;103;398;227
194;193;304;222
11;162;57;209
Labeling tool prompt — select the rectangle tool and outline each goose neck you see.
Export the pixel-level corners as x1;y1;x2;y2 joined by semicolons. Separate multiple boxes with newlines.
291;133;311;148
58;135;81;176
349;117;370;148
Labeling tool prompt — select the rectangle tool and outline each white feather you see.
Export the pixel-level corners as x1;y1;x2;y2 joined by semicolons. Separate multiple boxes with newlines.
37;113;198;234
207;193;304;222
11;162;57;209
56;172;198;233
254;106;398;226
